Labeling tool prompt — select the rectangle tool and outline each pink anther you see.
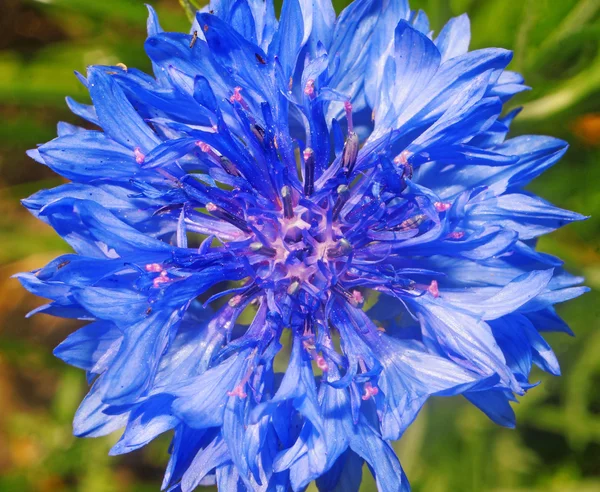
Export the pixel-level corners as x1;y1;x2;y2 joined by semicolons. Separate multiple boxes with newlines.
316;355;329;372
231;87;243;101
394;150;411;166
447;231;465;240
362;382;379;401
145;263;163;272
228;294;243;307
428;280;440;298
196;141;212;153
344;100;354;133
304;79;316;98
351;290;364;307
153;275;169;288
434;202;451;212
134;147;145;164
227;385;247;398
230;86;250;110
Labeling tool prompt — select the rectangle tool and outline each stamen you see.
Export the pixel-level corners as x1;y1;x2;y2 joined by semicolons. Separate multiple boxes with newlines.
287;278;301;295
303;334;329;372
428;280;440;298
434;202;451;212
394;151;413;179
394;150;410;165
447;231;465;240
342;132;359;177
398;214;427;231
333;284;364;308
303;148;315;197
252;124;265;143
152;270;169;288
344;100;354;133
228;294;243;307
228;283;261;307
351;290;364;308
206;202;251;232
316;355;329;372
303;319;312;337
146;263;172;289
196;141;212;153
281;186;294;219
196;141;222;167
134;147;145;164
219;156;240;177
230;86;250;111
304;79;316;99
250;241;276;257
116;62;128;71
361;382;379;400
227;386;247;398
227;357;258;399
326;238;352;258
332;184;349;221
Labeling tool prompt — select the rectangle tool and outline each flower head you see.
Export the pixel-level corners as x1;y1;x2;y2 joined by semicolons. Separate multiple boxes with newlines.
19;1;587;490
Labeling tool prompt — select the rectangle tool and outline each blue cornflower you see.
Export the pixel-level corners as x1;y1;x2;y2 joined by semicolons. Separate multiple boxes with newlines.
19;0;587;490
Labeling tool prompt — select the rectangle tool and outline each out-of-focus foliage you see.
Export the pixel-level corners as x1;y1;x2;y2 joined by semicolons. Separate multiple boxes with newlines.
0;1;597;491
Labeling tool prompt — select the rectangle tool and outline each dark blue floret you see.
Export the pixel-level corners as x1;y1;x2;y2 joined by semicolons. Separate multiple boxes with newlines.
19;1;587;491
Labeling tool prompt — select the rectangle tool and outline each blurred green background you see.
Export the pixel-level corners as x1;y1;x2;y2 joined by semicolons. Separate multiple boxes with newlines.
0;0;598;491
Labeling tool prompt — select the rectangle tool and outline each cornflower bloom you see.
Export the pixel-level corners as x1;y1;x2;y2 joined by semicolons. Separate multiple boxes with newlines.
19;1;587;490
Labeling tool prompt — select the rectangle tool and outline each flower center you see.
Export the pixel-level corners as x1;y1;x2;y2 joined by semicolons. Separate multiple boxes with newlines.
245;188;359;308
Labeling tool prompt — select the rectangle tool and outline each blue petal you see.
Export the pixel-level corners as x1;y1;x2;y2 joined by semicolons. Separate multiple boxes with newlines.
181;433;230;492
383;20;441;124
251;335;323;434
435;14;470;62
316;450;363;492
36;131;139;181
385;47;512;137
66;96;99;125
466;193;587;239
171;353;250;429
409;296;519;392
230;0;258;44
196;12;273;104
109;394;178;455
73;382;129;437
93;308;184;405
87;67;160;152
346;415;410;492
162;426;212;490
440;269;554;320
465;389;516;428
377;336;496;440
54;320;122;373
40;198;171;257
270;0;307;82
328;0;410;118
